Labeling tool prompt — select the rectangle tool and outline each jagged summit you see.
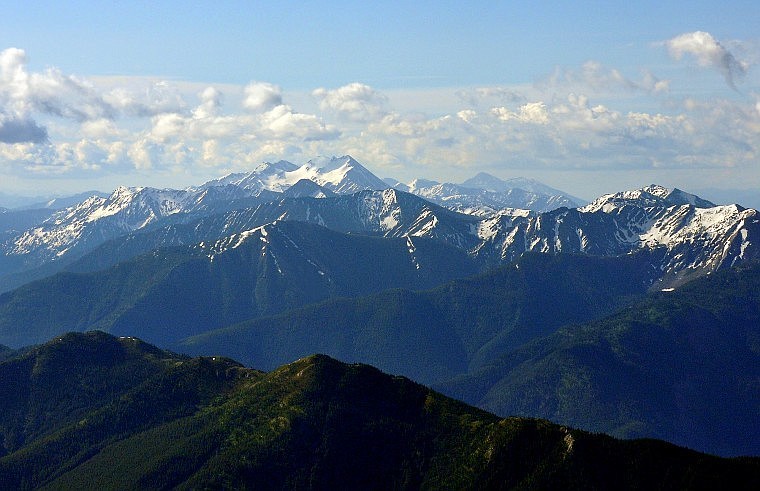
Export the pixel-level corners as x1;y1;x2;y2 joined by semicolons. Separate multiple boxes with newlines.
581;184;716;213
196;155;387;196
254;159;299;174
304;155;389;193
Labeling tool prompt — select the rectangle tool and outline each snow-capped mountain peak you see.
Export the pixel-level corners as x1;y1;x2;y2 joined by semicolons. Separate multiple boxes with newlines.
398;175;581;216
580;185;716;214
306;155;388;194
195;155;387;196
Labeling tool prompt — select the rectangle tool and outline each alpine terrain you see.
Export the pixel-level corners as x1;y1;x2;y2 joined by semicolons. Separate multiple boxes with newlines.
0;154;758;477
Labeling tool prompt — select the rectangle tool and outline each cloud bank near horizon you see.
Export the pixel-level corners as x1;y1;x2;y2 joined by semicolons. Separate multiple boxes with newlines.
0;31;757;190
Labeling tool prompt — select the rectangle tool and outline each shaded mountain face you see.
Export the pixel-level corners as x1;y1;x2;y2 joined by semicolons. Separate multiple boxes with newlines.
0;208;55;244
0;220;479;348
0;332;757;490
180;252;661;384
281;178;336;198
181;256;760;458
435;261;760;457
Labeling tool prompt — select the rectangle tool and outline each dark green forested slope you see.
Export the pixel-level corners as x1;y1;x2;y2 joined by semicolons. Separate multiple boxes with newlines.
181;251;659;384
0;332;757;490
437;261;760;457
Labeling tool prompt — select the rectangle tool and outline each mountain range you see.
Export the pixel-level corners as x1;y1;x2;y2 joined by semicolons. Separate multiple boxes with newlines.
0;156;582;292
0;331;756;489
0;154;758;461
1;156;756;295
388;172;584;214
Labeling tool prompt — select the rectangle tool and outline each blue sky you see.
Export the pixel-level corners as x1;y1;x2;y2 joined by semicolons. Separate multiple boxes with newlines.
1;1;759;201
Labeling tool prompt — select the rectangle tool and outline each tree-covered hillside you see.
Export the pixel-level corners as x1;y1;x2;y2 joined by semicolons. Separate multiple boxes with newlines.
0;332;757;490
437;261;760;457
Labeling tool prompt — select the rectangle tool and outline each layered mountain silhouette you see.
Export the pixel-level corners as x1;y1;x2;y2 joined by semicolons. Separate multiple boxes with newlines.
0;157;758;462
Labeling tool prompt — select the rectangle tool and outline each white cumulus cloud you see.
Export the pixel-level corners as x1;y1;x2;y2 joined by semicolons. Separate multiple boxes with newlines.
313;83;387;122
243;82;282;113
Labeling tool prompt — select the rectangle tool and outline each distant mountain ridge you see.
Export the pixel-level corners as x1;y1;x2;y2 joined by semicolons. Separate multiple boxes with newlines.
0;157;758;464
8;155;744;292
391;172;584;215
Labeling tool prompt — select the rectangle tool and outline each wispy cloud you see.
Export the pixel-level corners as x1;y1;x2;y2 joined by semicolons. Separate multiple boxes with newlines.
539;61;670;94
664;31;749;89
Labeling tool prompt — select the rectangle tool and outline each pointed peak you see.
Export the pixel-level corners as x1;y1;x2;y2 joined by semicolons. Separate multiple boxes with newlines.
460;172;506;191
110;186;141;199
307;155;363;172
